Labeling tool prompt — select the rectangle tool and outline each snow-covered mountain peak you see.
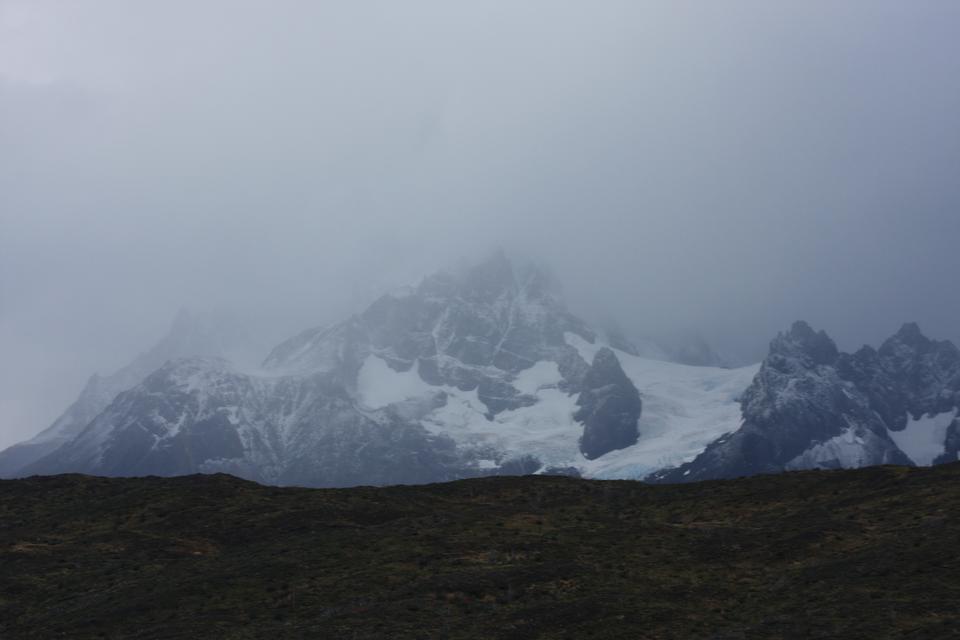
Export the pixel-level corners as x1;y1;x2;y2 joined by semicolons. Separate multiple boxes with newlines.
145;356;238;391
414;253;562;308
889;321;928;345
768;320;839;369
261;255;594;410
454;249;517;303
140;309;232;365
878;322;959;369
260;317;368;375
0;309;242;478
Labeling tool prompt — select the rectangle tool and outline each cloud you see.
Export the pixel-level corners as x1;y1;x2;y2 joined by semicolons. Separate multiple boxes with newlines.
2;0;960;446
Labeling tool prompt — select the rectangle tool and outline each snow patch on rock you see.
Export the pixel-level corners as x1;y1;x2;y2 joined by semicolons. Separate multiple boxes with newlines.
512;361;563;395
357;355;433;410
888;409;958;466
784;426;874;470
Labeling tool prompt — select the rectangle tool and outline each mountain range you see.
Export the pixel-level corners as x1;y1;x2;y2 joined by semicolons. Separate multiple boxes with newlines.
2;253;958;486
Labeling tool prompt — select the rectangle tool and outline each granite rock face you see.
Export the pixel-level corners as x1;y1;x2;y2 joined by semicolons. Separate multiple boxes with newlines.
576;348;642;460
844;323;960;429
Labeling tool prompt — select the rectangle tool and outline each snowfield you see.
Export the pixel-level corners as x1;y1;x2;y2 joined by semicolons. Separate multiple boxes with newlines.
357;355;435;410
888;409;958;466
785;425;889;471
566;333;759;478
356;332;759;479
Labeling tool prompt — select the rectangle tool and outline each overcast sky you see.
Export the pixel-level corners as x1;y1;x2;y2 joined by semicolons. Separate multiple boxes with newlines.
2;1;960;448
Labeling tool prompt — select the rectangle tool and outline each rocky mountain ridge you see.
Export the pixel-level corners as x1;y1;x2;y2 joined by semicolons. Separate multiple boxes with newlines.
0;310;231;477
650;321;960;482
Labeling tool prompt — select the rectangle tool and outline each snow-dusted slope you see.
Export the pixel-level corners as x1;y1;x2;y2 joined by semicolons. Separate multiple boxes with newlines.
0;310;233;478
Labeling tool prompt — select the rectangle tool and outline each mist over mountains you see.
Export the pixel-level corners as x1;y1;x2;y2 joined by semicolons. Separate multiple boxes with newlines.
3;254;957;487
1;2;959;484
4;1;960;453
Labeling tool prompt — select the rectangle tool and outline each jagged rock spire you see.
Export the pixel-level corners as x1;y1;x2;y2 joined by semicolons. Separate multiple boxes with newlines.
576;348;642;459
768;321;839;368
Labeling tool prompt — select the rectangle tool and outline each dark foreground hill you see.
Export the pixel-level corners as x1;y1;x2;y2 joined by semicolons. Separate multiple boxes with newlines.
2;466;959;640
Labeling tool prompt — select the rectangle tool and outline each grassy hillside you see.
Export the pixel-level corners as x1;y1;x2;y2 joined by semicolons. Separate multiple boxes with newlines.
2;464;959;639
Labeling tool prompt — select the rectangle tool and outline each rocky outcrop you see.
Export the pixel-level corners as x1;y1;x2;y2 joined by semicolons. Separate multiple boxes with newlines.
576;348;642;459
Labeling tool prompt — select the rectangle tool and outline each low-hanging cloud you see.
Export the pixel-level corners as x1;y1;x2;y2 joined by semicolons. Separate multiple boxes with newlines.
2;0;960;447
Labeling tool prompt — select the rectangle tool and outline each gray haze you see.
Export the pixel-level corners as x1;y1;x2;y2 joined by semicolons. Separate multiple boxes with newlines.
2;1;960;448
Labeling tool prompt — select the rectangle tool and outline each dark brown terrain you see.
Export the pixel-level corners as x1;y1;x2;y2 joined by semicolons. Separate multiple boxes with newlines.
2;464;959;639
